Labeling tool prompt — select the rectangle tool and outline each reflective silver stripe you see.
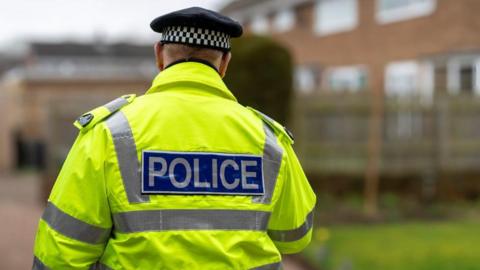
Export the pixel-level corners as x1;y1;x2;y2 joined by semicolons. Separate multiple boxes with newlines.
113;209;271;233
250;262;282;270
42;202;111;244
268;209;314;242
106;111;149;203
103;97;128;113
253;124;283;204
32;256;50;270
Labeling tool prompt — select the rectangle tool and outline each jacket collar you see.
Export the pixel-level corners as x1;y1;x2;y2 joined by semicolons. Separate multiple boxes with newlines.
146;61;237;102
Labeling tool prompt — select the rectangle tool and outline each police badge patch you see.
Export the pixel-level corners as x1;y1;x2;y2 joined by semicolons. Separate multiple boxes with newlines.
142;151;264;195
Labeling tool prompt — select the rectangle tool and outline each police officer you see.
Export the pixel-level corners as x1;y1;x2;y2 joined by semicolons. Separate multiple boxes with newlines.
33;7;316;270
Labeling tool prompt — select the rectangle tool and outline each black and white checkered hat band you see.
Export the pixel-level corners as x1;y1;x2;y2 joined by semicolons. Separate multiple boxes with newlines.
161;26;231;50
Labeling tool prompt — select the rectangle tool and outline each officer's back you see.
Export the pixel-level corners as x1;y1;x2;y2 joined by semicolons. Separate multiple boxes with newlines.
32;7;316;270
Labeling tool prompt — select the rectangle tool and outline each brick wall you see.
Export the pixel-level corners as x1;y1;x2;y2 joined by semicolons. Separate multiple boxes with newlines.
242;0;480;94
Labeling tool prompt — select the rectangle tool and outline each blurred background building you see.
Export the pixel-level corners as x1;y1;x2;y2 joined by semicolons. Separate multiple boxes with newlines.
0;42;156;170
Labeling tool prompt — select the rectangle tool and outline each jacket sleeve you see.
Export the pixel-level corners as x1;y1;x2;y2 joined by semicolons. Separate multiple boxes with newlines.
33;125;112;269
267;141;316;254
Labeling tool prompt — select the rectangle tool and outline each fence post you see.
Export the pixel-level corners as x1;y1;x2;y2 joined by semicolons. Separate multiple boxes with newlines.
364;92;384;217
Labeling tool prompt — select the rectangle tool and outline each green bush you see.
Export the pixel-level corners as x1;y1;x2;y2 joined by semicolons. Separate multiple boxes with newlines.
225;35;293;124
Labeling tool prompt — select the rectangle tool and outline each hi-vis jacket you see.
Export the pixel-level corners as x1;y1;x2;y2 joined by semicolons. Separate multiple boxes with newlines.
33;61;316;270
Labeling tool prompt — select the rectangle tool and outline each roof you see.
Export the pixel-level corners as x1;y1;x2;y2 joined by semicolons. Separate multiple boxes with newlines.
0;54;22;77
1;41;158;82
220;0;313;21
29;42;153;58
220;0;270;14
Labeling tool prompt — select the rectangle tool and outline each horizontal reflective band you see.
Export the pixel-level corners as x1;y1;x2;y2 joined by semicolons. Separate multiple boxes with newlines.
267;210;314;242
103;97;128;113
42;202;111;244
32;256;50;270
113;209;271;233
250;262;282;270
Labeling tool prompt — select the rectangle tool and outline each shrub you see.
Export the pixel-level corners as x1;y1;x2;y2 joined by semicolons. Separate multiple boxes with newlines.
225;35;293;124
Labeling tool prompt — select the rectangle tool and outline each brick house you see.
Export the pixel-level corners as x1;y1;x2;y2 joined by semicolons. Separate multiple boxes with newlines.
221;0;480;98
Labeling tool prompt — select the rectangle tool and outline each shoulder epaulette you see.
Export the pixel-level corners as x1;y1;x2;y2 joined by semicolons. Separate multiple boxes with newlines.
74;94;136;132
247;106;294;145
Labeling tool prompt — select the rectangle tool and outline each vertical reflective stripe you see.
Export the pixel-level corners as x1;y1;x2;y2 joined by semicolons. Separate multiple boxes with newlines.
103;97;128;113
106;111;149;203
32;256;50;270
253;124;283;204
42;202;111;244
268;209;314;242
113;209;271;233
250;262;282;270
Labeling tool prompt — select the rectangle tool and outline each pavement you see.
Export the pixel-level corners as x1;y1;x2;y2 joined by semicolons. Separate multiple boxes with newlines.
0;173;307;270
0;174;42;270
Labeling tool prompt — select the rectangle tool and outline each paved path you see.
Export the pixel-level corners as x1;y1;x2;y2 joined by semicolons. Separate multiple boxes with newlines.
0;174;42;270
0;174;308;270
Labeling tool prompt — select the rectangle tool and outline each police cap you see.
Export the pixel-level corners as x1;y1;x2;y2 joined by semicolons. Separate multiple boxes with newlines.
150;7;243;52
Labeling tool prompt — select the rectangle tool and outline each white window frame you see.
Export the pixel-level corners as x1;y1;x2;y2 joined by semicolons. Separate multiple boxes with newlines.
385;60;420;97
250;15;269;34
295;66;318;94
314;0;358;36
273;8;295;32
326;65;367;92
446;56;480;95
376;0;437;24
475;59;480;95
385;60;434;102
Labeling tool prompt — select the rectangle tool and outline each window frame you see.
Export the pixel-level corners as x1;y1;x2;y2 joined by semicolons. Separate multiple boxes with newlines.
313;0;359;36
250;14;269;34
326;65;368;92
272;8;296;33
376;0;437;24
385;60;420;97
294;65;319;94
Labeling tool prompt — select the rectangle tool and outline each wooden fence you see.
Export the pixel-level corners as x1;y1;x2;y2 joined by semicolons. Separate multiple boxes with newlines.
293;93;480;177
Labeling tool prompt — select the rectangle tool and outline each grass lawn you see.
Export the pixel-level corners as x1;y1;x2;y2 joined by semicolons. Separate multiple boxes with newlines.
303;220;480;270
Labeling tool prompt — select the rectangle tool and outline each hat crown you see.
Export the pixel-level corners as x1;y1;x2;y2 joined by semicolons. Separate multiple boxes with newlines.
150;7;243;38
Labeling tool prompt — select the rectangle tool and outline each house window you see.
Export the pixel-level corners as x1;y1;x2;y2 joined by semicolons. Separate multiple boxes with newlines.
460;66;474;93
251;15;269;34
376;0;436;24
314;0;358;36
385;61;420;96
327;66;367;92
475;60;480;95
273;9;295;32
295;66;318;94
445;58;479;95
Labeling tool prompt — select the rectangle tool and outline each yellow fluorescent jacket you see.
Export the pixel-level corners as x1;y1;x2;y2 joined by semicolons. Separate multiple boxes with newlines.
33;62;316;270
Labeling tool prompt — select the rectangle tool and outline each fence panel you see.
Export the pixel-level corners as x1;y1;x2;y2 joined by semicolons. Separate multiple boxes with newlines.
293;93;480;176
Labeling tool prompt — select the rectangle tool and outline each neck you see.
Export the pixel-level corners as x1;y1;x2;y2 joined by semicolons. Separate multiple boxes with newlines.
164;58;219;72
